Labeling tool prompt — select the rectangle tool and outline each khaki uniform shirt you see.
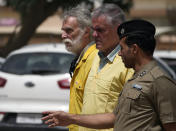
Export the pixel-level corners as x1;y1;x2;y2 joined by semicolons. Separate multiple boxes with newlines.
113;60;176;131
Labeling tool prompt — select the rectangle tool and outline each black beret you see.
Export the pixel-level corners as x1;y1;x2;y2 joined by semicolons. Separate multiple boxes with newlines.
117;19;156;39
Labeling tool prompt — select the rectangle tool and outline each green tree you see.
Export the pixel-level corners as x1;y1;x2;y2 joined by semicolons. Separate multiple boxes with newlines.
0;0;132;57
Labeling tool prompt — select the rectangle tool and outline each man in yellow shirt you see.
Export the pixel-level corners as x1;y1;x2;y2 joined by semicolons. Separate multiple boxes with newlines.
61;5;97;131
79;4;133;131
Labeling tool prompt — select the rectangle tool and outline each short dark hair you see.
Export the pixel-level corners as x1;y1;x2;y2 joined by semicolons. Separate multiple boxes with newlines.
125;34;156;55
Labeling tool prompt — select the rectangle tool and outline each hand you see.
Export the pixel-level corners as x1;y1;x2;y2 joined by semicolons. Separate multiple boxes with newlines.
42;111;73;127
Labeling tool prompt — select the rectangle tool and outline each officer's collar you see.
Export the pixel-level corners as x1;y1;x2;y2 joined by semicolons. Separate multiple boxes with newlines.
130;59;157;80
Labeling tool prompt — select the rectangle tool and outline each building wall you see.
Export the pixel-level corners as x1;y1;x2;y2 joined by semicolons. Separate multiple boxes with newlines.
0;6;63;46
128;0;176;50
0;0;176;50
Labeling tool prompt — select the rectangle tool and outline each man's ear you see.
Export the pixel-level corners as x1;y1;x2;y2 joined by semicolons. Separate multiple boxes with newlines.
131;44;139;54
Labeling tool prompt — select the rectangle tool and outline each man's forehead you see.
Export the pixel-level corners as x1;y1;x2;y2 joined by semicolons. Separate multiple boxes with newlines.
92;23;115;32
64;16;78;23
62;24;79;31
92;14;107;21
91;21;112;30
63;17;78;27
92;15;110;25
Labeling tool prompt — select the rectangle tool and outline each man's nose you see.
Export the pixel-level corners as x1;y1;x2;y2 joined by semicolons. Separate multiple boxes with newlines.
92;31;98;38
61;32;68;39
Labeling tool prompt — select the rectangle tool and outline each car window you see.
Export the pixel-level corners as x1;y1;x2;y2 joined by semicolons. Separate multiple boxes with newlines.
154;57;176;79
160;58;176;73
1;53;75;75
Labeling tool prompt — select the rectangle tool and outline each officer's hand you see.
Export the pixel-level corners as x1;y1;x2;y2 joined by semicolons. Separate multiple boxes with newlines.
42;111;72;127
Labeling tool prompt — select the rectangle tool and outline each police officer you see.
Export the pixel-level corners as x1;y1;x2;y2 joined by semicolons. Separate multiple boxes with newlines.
42;19;176;131
114;19;176;131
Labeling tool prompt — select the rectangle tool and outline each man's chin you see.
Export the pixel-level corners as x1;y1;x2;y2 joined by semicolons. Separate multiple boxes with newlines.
64;42;71;47
96;44;102;50
65;47;72;52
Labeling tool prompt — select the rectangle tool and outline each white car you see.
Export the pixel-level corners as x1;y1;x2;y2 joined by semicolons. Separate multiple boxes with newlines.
0;43;74;130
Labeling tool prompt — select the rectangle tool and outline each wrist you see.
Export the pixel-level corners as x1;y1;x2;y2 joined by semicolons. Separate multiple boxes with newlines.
70;114;80;125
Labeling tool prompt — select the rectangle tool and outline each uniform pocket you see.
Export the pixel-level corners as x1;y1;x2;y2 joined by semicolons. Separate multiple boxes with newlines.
121;89;141;114
126;89;141;100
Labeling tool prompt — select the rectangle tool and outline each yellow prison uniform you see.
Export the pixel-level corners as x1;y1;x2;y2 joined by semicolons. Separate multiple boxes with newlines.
79;53;134;131
69;44;98;131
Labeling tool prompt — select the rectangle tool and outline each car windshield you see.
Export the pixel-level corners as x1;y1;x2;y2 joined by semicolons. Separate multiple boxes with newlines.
161;58;176;74
154;57;176;79
1;52;74;75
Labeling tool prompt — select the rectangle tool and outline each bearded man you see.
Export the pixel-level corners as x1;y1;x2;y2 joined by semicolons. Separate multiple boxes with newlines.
61;5;97;131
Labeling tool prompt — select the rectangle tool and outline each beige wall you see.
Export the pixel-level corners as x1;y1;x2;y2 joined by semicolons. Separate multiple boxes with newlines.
0;1;176;50
129;0;176;26
0;6;63;46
